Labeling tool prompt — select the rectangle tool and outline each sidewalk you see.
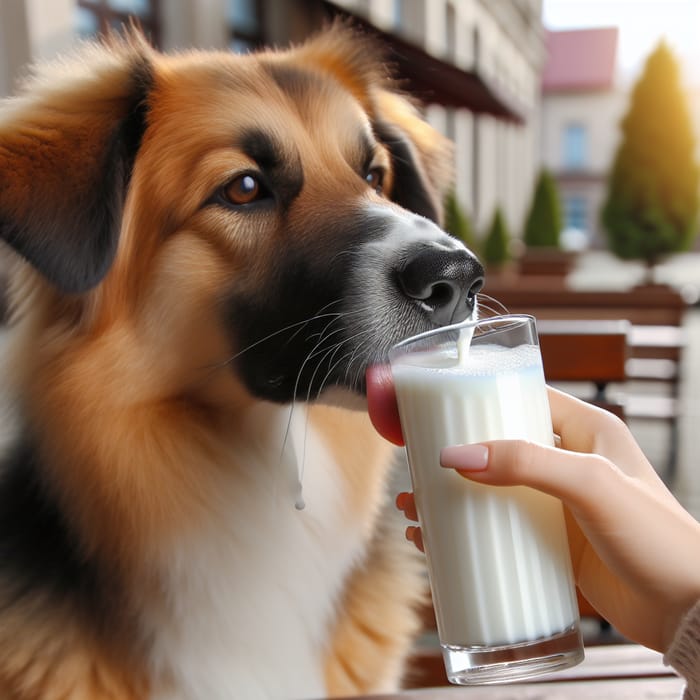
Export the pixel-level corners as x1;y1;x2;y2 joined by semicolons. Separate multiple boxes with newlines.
569;250;700;301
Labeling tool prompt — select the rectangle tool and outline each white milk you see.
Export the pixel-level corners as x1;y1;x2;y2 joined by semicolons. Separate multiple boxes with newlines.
392;344;578;648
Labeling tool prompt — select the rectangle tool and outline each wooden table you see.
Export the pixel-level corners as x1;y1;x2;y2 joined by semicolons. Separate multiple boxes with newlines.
330;645;685;699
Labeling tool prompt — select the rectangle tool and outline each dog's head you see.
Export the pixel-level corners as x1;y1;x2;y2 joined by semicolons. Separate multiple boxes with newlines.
0;25;483;405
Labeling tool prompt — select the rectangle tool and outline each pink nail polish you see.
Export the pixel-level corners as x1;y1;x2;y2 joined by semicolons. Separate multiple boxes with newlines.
440;444;489;471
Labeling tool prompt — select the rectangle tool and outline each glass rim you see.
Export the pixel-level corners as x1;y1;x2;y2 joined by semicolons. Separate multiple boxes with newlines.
389;313;536;357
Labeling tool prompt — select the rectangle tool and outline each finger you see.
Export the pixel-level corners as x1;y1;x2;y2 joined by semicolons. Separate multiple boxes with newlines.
441;438;682;552
396;491;418;522
440;439;619;579
547;387;671;490
440;438;613;516
406;525;424;553
547;387;621;453
366;364;404;446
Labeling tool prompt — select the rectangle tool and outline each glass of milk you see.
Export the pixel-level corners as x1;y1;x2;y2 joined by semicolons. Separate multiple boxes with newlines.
389;314;584;684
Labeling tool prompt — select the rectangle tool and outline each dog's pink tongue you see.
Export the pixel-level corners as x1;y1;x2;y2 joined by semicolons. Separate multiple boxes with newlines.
365;365;405;447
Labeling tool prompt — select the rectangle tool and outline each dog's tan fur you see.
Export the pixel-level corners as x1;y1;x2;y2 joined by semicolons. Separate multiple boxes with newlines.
0;25;458;699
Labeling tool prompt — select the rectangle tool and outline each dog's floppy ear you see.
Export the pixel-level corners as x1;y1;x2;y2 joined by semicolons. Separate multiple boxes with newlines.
373;89;453;225
0;33;152;293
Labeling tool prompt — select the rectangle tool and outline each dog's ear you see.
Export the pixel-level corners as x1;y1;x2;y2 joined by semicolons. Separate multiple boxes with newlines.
0;33;153;293
372;89;453;225
294;22;453;225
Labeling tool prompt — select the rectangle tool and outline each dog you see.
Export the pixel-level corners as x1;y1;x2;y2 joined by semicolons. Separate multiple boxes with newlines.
0;23;484;700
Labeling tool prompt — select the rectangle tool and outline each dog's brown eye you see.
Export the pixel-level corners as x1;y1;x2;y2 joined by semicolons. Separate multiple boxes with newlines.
223;174;262;205
365;168;384;194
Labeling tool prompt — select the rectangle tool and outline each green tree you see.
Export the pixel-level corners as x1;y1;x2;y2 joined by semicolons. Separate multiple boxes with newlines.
444;190;477;251
523;169;562;248
602;42;699;275
482;206;511;267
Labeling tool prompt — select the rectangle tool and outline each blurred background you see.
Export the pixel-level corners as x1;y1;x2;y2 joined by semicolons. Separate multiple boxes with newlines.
3;0;700;255
2;0;700;521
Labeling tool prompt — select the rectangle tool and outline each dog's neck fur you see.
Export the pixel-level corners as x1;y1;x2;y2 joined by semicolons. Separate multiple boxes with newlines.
142;402;366;699
1;292;393;699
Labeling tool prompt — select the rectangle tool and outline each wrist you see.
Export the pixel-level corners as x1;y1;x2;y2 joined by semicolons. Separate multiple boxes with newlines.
662;606;689;653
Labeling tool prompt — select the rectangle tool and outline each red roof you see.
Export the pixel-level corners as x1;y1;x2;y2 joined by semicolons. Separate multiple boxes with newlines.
542;27;618;93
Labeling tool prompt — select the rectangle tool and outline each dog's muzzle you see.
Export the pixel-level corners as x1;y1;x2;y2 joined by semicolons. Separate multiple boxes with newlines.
358;209;485;333
227;208;486;402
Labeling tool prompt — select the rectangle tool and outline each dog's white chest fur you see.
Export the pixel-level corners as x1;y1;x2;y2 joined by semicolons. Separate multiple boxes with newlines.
147;404;361;700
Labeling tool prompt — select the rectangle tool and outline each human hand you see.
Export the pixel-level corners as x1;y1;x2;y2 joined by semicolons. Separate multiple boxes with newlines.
366;365;700;653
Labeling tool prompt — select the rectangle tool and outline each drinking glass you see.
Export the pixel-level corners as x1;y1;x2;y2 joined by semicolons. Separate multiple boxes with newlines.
389;314;584;684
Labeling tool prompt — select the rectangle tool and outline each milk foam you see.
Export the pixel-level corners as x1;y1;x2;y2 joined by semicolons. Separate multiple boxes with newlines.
392;343;578;647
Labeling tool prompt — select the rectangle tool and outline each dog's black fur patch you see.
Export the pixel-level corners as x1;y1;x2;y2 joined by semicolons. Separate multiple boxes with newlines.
0;437;116;633
0;59;153;294
227;211;393;402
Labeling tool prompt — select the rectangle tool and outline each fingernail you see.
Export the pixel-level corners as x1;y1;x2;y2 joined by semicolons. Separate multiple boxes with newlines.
440;444;489;471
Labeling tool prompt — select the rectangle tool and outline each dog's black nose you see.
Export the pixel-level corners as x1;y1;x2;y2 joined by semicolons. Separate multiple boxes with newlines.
397;246;485;325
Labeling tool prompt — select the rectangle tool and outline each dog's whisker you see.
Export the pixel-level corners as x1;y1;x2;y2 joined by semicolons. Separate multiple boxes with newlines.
283;300;345;346
327;249;358;267
201;307;349;376
276;308;348;476
315;341;369;399
234;312;343;361
342;330;377;386
290;315;347;407
478;304;507;319
304;328;348;361
244;302;362;360
299;314;374;401
306;342;346;403
345;345;371;387
305;315;347;343
477;293;509;317
312;335;363;399
270;308;352;485
285;327;354;497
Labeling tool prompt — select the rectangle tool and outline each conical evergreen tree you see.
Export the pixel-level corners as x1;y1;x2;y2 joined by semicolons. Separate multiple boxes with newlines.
444;190;477;251
602;42;699;273
523;169;562;248
482;207;511;266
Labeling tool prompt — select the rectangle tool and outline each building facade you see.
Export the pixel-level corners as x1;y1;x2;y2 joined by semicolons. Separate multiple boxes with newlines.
0;0;546;243
540;27;625;249
333;0;546;238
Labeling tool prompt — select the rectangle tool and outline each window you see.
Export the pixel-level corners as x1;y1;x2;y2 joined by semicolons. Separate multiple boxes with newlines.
392;0;422;42
472;27;480;69
563;194;588;233
75;0;159;45
446;3;457;60
355;0;370;15
393;0;403;28
228;0;264;54
562;123;587;170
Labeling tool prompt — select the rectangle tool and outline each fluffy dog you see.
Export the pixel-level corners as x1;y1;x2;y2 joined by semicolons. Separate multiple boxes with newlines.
0;24;483;700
